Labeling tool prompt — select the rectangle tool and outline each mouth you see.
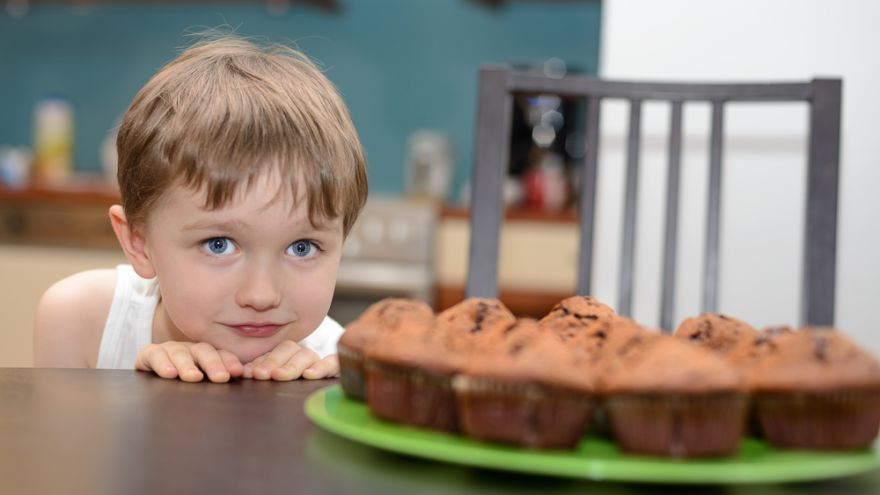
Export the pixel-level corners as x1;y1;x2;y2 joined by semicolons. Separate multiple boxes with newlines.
226;322;286;338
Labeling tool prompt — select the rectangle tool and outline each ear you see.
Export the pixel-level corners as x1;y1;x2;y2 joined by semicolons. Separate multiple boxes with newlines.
109;205;157;279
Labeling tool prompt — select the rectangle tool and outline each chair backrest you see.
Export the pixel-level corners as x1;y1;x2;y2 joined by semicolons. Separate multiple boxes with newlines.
467;66;841;331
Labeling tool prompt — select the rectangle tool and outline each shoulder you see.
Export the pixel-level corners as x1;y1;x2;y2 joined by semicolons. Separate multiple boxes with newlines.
34;268;119;368
298;316;344;358
319;315;344;331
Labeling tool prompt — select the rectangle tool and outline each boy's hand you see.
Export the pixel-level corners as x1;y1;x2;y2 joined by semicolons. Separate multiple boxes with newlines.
243;340;339;381
135;342;244;383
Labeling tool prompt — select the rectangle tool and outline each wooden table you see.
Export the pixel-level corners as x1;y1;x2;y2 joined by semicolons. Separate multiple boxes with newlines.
2;368;880;495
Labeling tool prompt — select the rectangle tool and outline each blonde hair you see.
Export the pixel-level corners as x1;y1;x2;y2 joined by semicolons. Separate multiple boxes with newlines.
116;35;368;235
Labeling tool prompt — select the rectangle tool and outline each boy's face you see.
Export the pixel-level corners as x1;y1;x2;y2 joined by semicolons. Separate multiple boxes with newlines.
140;172;344;363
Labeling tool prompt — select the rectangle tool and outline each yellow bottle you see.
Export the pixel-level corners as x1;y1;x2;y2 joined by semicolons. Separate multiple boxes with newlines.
33;97;74;184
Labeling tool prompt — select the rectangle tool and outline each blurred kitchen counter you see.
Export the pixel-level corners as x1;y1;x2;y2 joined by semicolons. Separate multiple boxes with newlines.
434;205;579;318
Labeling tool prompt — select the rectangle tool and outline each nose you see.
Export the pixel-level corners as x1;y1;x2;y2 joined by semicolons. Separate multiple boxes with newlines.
235;262;282;312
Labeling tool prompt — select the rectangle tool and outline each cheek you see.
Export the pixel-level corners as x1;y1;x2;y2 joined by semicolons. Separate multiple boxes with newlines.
287;266;337;324
156;268;224;328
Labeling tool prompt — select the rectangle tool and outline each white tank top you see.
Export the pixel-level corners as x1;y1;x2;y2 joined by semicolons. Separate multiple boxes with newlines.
96;265;344;369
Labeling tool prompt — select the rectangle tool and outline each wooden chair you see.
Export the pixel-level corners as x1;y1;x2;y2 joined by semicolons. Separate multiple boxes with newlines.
466;66;842;330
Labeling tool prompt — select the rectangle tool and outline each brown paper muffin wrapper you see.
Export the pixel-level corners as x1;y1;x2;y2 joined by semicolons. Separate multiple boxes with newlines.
754;389;880;450
743;396;764;439
364;359;458;433
605;393;746;458
337;344;365;401
452;376;592;449
588;399;614;439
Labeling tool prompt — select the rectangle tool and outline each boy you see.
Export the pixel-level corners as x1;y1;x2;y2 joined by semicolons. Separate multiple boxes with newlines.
33;36;368;383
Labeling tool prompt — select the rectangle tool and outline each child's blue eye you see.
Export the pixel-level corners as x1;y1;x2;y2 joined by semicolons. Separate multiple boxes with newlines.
287;240;316;258
202;237;235;256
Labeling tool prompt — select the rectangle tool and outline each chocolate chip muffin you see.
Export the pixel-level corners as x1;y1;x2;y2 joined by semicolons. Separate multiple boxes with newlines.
363;298;515;433
453;319;595;449
747;327;880;449
600;335;747;457
337;298;434;400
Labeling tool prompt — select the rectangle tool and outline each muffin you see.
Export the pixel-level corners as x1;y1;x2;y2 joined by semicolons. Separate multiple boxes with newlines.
747;327;880;449
717;324;796;438
363;298;514;433
599;335;747;457
567;316;655;434
337;298;434;400
674;313;757;357
453;319;595;449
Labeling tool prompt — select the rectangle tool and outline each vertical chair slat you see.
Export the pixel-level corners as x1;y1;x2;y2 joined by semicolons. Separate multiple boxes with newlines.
802;79;841;326
618;99;642;317
703;100;725;313
467;68;512;299
660;100;684;331
576;96;602;296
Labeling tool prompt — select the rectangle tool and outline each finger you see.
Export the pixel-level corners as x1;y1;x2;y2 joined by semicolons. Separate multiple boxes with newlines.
219;350;245;378
135;344;179;379
271;347;320;381
242;353;268;379
302;354;340;380
252;341;302;380
166;343;204;382
190;343;231;383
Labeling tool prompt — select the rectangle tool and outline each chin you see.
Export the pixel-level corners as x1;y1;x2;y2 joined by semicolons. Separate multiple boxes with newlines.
234;347;269;365
230;340;281;364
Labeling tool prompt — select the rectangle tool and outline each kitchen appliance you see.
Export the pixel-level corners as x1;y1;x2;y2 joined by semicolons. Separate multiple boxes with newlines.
329;196;438;325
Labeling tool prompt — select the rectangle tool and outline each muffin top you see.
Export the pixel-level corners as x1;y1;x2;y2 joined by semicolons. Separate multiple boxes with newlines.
599;317;652;354
674;313;757;356
539;295;615;340
435;298;516;338
550;315;647;366
364;320;472;375
598;335;743;394
460;319;595;393
746;327;880;392
338;298;434;351
726;324;793;367
362;298;516;375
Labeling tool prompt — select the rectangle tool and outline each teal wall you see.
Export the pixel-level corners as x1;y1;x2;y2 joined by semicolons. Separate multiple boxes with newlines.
0;1;601;198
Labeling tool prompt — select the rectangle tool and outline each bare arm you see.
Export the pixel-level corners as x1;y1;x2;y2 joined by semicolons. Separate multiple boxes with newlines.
33;269;117;368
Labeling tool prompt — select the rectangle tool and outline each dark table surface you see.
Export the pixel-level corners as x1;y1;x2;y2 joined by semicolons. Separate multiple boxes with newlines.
2;368;880;495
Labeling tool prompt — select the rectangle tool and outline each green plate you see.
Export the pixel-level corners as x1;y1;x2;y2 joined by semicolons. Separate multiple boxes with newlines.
305;384;880;484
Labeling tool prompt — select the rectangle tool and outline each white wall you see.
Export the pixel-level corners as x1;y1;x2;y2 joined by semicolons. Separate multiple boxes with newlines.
598;0;880;352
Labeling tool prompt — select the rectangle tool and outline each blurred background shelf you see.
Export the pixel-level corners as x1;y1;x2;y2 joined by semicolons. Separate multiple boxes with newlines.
434;204;579;318
0;181;120;249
